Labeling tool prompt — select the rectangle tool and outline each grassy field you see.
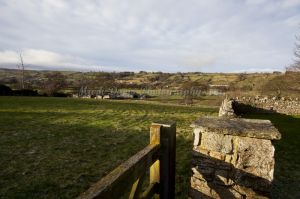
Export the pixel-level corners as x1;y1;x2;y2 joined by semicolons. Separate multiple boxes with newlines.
0;97;299;199
0;97;217;199
143;95;223;107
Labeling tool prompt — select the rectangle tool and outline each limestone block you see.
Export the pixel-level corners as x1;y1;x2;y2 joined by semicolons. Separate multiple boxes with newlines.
218;98;237;117
192;167;213;182
191;158;217;170
210;186;244;199
225;154;232;163
192;150;232;170
232;185;269;199
191;177;243;199
192;165;215;176
209;151;226;161
191;177;212;197
193;146;209;156
234;137;275;182
200;132;233;154
214;169;234;186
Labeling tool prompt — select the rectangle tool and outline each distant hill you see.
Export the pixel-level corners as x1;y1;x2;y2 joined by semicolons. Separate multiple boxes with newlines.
0;68;299;97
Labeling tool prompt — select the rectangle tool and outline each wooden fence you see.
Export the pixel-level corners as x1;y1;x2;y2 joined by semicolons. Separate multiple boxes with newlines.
77;122;176;199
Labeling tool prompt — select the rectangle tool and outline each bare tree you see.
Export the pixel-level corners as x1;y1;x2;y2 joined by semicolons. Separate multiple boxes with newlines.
17;52;25;89
287;31;300;71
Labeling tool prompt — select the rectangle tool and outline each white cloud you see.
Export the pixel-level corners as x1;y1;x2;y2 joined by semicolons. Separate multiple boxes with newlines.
285;15;300;27
0;48;138;71
245;0;268;5
0;0;299;72
0;49;83;67
281;0;300;8
233;67;284;73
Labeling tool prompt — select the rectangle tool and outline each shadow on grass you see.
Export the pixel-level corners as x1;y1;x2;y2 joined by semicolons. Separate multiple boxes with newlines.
0;112;197;199
233;103;300;198
0;120;149;199
175;134;193;198
242;113;300;199
0;96;217;199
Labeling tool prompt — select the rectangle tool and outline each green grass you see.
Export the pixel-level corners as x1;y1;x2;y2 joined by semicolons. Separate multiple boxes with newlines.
0;96;217;199
142;95;223;107
1;97;299;199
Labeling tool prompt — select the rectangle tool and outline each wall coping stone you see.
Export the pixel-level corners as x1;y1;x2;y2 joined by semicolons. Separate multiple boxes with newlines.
191;116;281;140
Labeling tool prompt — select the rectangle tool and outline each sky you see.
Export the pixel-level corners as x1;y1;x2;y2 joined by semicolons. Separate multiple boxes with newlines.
0;0;300;73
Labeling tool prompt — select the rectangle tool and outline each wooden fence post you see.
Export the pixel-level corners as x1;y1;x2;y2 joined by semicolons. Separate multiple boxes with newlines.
150;124;161;189
150;122;176;199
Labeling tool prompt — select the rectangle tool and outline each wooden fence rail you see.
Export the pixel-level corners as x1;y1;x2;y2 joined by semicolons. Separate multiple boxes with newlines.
77;122;176;199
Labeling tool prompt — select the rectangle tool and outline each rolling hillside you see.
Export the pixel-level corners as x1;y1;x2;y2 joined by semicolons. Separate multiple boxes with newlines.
0;68;299;97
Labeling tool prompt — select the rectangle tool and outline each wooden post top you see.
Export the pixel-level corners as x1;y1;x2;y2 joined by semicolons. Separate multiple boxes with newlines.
152;121;176;128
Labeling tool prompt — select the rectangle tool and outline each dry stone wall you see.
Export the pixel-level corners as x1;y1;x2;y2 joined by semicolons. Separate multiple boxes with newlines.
235;96;300;115
218;97;236;117
190;117;281;199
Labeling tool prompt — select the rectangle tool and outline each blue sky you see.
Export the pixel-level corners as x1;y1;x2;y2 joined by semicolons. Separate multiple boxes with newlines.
0;0;300;72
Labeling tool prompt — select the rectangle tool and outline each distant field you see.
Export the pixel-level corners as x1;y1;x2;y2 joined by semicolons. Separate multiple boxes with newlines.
0;97;299;199
0;97;217;199
2;68;300;98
